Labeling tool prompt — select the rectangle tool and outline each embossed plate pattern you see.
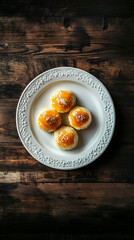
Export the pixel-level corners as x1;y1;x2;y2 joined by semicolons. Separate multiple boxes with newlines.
16;67;115;170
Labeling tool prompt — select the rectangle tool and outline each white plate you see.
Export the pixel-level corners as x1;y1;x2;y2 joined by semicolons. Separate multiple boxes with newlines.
16;67;115;170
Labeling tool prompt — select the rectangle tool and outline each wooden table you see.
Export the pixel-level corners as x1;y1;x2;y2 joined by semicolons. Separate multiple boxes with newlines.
0;1;134;239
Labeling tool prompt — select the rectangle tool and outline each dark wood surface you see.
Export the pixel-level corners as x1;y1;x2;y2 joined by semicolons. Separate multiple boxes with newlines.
0;0;134;239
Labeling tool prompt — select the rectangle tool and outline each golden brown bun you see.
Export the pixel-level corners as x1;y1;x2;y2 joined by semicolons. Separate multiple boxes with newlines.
51;90;76;113
54;126;78;150
37;108;61;132
68;106;92;130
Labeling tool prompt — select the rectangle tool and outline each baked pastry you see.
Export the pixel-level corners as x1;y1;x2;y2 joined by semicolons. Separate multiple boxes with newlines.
68;106;92;130
54;126;78;150
37;108;61;132
51;90;76;113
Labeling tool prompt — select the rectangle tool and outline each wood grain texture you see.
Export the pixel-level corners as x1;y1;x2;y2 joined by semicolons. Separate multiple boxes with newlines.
0;143;133;183
0;0;134;17
0;183;134;235
0;0;134;239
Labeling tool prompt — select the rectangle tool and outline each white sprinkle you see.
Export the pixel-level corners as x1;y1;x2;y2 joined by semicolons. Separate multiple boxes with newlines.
58;98;67;105
77;114;86;121
46;117;56;124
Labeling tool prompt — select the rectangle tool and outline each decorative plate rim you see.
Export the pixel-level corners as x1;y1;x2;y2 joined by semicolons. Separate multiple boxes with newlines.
16;67;116;170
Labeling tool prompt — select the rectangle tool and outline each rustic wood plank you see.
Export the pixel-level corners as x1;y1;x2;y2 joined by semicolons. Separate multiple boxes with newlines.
1;233;134;240
0;143;133;183
0;17;134;57
1;16;134;42
0;58;134;103
0;0;134;17
0;183;134;235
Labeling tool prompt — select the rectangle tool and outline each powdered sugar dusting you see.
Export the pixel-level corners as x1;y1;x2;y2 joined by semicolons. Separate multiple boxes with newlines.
46;117;56;124
56;97;68;106
60;133;70;143
72;111;87;122
77;114;86;121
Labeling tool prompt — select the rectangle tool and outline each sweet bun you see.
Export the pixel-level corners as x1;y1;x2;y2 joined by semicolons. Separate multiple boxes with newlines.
37;108;61;132
68;106;92;130
51;90;76;113
54;126;78;150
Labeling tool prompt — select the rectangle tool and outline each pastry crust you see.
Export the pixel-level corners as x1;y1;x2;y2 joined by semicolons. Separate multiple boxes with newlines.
54;126;78;150
37;108;61;132
68;106;92;130
51;90;76;113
